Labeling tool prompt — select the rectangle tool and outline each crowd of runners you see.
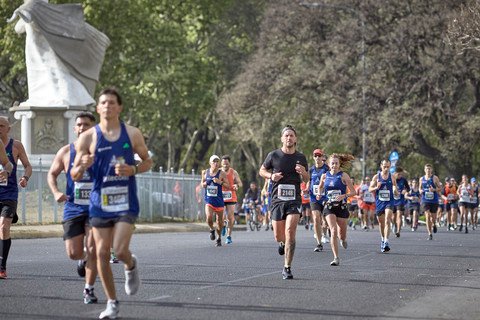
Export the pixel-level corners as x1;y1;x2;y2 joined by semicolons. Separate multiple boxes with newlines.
202;125;479;280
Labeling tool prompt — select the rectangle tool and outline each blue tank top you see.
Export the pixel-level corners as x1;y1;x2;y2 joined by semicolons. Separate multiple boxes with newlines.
408;189;421;204
394;177;409;205
204;169;224;207
324;171;346;203
376;171;394;204
63;144;93;221
90;123;139;218
309;164;329;203
0;139;18;201
421;176;438;204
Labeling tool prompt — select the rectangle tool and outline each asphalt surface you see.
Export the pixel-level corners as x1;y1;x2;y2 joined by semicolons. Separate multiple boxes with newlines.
1;224;480;320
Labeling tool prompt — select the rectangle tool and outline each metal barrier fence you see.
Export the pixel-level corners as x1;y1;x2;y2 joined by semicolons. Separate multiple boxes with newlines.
16;160;202;224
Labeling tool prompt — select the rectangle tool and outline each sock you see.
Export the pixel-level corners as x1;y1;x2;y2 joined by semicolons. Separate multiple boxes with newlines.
85;284;94;290
381;237;385;242
107;299;117;304
1;239;11;270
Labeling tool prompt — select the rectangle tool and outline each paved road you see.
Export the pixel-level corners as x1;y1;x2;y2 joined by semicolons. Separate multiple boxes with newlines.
1;225;480;319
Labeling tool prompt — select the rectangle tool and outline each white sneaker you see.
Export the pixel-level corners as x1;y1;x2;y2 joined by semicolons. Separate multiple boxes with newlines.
340;240;348;249
125;254;140;295
321;235;329;244
99;300;119;319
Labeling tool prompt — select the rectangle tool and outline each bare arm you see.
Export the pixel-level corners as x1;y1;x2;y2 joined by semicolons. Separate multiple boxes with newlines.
15;141;32;188
125;125;152;176
368;174;379;192
201;170;207;188
0;139;12;179
47;145;69;202
233;169;243;190
71;128;95;181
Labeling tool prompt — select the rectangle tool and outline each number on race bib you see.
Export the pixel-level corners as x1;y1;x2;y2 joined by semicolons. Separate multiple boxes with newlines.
101;186;129;212
424;191;434;200
222;191;232;200
74;182;93;205
278;184;296;201
378;190;390;202
206;185;218;197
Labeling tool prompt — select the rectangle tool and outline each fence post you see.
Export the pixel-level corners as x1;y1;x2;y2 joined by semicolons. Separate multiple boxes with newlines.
38;157;43;223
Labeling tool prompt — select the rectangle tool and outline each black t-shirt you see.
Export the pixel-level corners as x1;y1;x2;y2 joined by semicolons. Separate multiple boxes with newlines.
262;149;308;205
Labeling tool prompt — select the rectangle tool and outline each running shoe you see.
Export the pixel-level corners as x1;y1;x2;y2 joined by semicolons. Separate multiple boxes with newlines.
265;224;269;231
77;260;86;277
282;267;293;280
396;232;400;238
321;235;329;244
330;257;340;266
465;226;468;234
305;224;309;230
125;255;140;295
380;241;385;253
340;240;348;249
278;242;285;255
209;229;216;241
215;238;222;247
99;300;119;319
433;225;437;233
459;225;463;232
428;234;433;240
225;236;232;244
110;252;119;264
221;225;226;237
314;244;323;252
0;270;6;279
363;225;368;230
83;288;98;304
411;227;415;232
384;242;391;252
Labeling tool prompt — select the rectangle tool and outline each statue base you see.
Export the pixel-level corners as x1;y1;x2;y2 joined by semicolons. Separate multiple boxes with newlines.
9;105;92;166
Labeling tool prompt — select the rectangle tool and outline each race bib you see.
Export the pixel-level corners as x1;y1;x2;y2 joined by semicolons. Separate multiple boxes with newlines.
327;189;342;201
378;190;390;202
447;194;455;201
206;185;218;197
74;182;93;205
101;186;129;212
460;190;470;202
278;184;296;201
302;192;309;200
363;192;374;202
313;184;320;196
410;196;419;204
351;199;358;206
393;193;401;200
424;191;434;200
222;191;233;201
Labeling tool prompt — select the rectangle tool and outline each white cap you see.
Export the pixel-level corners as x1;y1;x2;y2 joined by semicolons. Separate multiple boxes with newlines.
209;155;220;163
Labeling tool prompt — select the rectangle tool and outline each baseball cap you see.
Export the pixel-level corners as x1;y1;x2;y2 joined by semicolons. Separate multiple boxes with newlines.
313;149;324;156
471;177;476;183
209;155;220;163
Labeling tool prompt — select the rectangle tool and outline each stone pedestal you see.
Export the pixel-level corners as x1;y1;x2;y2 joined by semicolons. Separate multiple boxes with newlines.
9;105;92;166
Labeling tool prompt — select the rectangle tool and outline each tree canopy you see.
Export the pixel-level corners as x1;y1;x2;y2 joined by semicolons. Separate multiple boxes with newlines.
1;0;480;183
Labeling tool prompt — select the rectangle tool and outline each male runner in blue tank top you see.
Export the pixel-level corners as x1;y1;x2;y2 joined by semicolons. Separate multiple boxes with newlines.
420;164;441;240
71;88;153;319
48;112;98;303
0;116;31;280
259;125;309;280
369;160;398;253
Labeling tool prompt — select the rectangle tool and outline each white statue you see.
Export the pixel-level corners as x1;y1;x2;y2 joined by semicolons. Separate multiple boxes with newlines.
7;0;110;107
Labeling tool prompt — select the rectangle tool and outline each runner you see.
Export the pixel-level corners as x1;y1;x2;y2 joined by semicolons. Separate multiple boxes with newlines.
71;87;153;319
47;111;98;303
419;164;441;240
261;178;273;231
202;155;229;246
406;179;421;231
317;154;356;266
392;167;410;238
308;149;329;252
0;117;31;280
300;181;311;230
359;176;375;230
457;174;472;234
470;177;479;230
347;177;360;231
259;125;308;279
442;177;457;231
369;160;398;253
221;155;243;243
